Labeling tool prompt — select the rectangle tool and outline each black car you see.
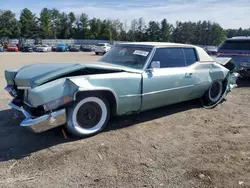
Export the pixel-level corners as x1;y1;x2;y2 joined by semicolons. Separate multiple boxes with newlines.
80;45;94;52
22;45;33;52
204;46;218;55
69;45;81;52
217;36;250;77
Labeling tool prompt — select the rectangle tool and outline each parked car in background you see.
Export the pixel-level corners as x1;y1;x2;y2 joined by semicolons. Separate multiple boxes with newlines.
204;46;218;56
36;45;52;52
204;46;218;55
69;45;81;52
7;44;18;52
4;42;239;138
80;45;94;52
33;45;39;52
56;44;69;52
0;45;4;52
95;43;111;55
51;46;57;52
22;45;33;52
217;36;250;77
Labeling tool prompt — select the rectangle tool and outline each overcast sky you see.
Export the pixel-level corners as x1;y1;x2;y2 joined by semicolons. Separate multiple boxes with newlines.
2;0;250;29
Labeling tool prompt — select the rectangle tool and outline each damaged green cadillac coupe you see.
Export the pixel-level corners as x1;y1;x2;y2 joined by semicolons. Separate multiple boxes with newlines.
5;42;239;137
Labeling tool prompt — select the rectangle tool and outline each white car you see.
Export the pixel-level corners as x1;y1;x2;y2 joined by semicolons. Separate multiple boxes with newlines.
36;45;52;52
95;43;111;55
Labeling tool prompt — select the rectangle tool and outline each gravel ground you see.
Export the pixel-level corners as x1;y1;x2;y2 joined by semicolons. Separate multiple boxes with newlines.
0;52;249;188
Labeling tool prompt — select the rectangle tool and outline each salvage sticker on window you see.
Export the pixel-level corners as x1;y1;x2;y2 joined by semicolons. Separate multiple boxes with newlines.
133;50;149;56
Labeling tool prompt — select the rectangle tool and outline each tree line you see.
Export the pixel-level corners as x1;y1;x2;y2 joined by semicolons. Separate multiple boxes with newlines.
0;8;249;46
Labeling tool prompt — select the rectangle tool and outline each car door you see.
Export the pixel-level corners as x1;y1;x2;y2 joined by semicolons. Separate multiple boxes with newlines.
141;47;198;111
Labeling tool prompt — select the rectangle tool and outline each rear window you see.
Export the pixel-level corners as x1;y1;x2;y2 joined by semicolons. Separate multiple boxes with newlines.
183;48;198;66
220;40;250;50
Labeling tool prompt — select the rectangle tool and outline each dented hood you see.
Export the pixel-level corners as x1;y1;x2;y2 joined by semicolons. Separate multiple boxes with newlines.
13;62;141;88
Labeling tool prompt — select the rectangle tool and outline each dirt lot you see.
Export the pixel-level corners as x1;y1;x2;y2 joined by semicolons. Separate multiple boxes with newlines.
0;52;249;188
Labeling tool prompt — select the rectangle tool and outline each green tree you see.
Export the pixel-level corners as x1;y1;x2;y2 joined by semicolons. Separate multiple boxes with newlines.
68;12;76;38
210;23;226;45
89;18;102;39
146;21;161;41
160;19;172;42
74;13;90;39
98;19;112;40
136;17;146;41
20;8;39;38
50;8;61;38
126;19;138;41
0;10;20;38
39;8;52;38
58;12;70;39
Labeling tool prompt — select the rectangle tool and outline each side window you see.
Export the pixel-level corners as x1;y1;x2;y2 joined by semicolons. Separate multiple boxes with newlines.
151;48;186;68
183;48;198;66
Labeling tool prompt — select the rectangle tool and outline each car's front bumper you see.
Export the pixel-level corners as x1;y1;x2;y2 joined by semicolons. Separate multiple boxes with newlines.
8;100;66;133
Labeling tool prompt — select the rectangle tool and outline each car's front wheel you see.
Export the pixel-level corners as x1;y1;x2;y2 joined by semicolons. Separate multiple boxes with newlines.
66;94;110;137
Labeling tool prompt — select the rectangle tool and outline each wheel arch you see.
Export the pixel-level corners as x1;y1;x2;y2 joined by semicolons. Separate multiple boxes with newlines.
74;89;118;116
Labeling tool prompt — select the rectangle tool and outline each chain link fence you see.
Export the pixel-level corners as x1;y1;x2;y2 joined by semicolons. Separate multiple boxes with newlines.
8;39;126;45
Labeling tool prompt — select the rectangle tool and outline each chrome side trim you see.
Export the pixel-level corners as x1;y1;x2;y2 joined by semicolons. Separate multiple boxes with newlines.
17;86;31;89
119;94;142;98
143;85;194;96
9;100;66;133
119;85;194;98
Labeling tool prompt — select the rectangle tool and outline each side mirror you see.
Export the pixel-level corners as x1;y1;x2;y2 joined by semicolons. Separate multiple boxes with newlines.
147;61;161;72
151;61;161;68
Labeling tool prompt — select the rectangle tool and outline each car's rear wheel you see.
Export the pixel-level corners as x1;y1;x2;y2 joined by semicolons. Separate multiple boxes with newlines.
95;52;99;55
201;80;223;107
66;94;110;137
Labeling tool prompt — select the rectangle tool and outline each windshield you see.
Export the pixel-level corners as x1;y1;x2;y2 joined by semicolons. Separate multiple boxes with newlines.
98;45;152;69
219;40;250;50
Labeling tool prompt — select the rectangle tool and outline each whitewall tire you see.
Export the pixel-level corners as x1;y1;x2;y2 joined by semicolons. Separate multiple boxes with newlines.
201;80;223;107
66;95;110;137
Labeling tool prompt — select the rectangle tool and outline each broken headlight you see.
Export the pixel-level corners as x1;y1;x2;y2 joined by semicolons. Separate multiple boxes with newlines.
4;85;17;97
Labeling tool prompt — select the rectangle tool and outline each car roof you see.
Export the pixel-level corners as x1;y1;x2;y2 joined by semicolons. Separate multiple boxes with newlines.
118;42;197;48
226;36;250;41
118;42;213;62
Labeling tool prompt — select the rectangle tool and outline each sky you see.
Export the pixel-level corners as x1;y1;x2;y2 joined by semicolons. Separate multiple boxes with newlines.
2;0;250;29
